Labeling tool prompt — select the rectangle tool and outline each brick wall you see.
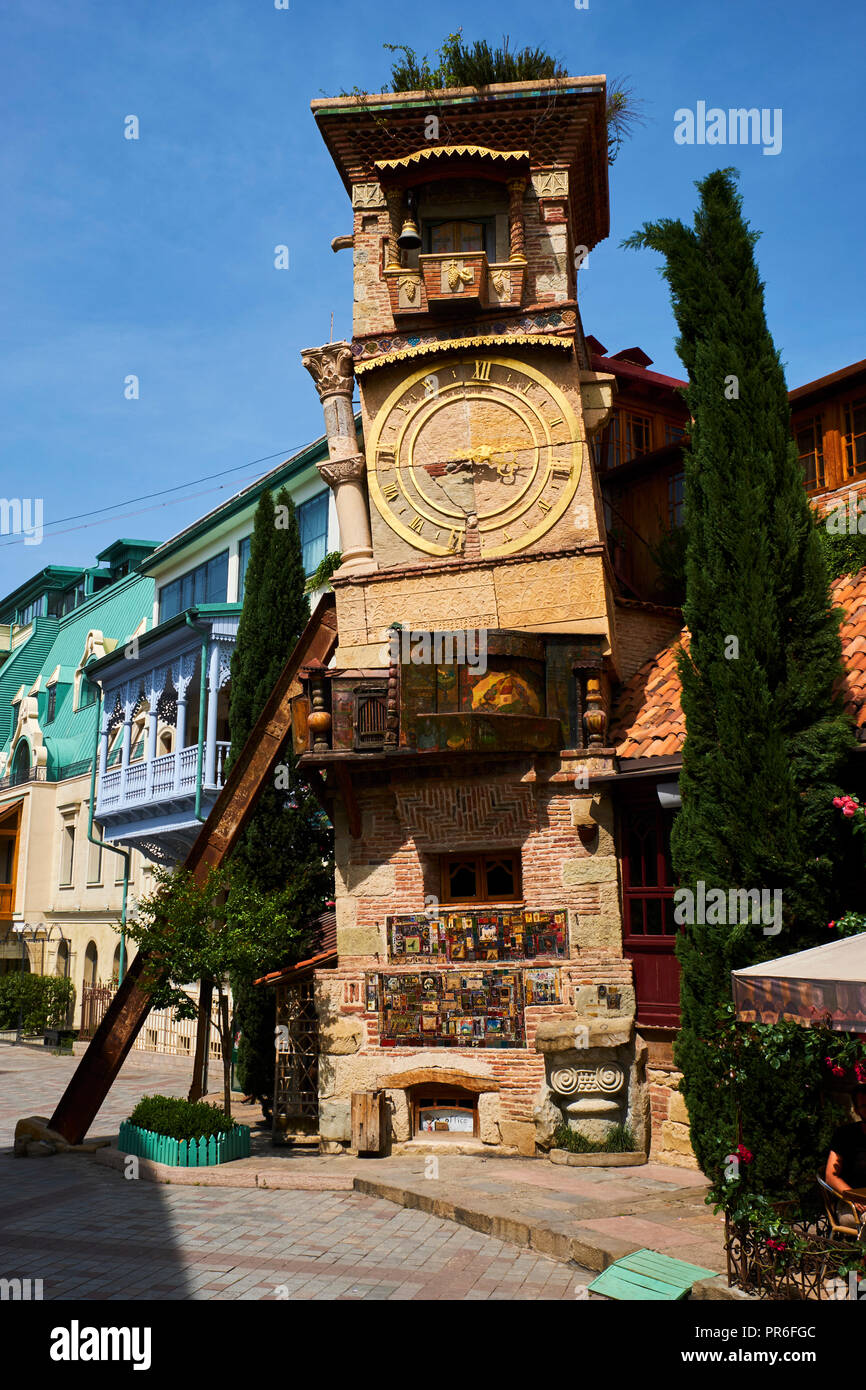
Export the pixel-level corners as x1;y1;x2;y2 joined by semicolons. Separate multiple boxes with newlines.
329;769;632;1129
614;602;682;683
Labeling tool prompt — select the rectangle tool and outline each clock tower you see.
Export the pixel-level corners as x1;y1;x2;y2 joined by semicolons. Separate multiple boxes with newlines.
287;78;649;1160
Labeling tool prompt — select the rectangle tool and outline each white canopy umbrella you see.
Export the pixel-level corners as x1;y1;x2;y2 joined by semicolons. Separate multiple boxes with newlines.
732;933;866;1033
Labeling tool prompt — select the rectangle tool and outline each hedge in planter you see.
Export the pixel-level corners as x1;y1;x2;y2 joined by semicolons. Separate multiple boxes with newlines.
121;1095;250;1167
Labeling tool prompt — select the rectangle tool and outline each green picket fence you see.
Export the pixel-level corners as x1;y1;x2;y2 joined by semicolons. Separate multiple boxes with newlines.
118;1120;251;1167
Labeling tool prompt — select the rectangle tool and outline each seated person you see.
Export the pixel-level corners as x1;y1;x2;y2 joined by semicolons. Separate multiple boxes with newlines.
825;1084;866;1223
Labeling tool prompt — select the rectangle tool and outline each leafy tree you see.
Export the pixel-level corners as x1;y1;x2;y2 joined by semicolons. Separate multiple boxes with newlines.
126;866;311;1119
225;487;333;1115
626;170;856;1182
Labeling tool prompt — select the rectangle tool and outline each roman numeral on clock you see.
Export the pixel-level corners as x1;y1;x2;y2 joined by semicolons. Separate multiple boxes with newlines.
472;360;492;381
538;498;551;513
381;481;399;502
377;448;396;469
408;514;424;534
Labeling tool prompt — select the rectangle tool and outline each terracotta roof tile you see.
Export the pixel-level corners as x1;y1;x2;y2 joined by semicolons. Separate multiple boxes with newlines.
611;569;866;759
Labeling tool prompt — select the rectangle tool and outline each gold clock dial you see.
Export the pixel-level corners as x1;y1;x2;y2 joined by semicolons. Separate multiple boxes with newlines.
366;355;583;559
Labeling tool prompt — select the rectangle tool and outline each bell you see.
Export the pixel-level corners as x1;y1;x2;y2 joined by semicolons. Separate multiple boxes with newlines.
397;216;422;251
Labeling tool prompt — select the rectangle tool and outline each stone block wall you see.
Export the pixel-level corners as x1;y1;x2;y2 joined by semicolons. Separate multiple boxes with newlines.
317;769;636;1153
647;1064;698;1168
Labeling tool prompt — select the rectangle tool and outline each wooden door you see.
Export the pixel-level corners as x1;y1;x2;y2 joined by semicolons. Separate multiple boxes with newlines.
621;797;680;1027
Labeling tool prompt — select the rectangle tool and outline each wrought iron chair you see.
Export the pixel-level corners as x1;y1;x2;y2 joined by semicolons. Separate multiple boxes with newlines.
816;1174;866;1241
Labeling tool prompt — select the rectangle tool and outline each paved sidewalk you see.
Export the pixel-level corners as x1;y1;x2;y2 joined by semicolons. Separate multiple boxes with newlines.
2;1042;730;1297
0;1153;596;1300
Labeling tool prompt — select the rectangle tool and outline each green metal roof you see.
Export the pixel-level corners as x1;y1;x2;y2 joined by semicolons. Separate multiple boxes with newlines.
0;572;154;775
0;566;85;622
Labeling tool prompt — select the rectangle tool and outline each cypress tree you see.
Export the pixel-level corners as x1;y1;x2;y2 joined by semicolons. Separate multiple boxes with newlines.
626;170;854;1181
227;487;333;1112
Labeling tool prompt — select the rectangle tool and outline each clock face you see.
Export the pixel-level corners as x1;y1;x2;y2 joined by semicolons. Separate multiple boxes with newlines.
366;355;583;559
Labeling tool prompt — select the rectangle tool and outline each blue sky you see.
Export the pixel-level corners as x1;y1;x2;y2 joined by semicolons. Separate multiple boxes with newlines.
1;0;863;594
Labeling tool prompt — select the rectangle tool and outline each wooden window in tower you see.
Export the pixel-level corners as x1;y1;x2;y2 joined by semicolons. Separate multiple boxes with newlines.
795;415;825;491
600;409;654;468
843;398;866;479
425;220;493;258
440;852;522;905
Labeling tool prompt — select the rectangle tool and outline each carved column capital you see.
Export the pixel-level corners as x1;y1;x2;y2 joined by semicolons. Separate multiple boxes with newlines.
318;454;366;488
301;341;356;402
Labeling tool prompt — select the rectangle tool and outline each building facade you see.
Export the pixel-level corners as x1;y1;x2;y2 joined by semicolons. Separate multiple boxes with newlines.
266;76;866;1167
0;543;157;1019
274;75;670;1158
90;434;339;864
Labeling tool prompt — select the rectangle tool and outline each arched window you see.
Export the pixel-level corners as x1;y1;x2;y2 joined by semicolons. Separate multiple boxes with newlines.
11;741;30;786
55;940;69;978
83;940;98;988
112;943;122;985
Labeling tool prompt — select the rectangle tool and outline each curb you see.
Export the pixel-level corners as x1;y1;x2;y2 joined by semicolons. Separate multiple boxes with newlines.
91;1145;355;1191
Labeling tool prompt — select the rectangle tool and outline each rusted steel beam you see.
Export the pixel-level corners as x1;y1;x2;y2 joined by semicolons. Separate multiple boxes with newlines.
48;595;338;1145
47;951;160;1145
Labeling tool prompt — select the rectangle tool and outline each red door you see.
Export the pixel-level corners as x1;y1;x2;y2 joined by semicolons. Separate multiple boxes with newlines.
621;798;680;1027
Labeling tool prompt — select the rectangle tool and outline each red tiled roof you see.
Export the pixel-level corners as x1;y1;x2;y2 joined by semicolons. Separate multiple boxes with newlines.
612;570;866;760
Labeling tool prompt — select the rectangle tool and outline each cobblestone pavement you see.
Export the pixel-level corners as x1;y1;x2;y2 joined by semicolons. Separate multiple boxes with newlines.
0;1044;595;1300
0;1038;195;1149
0;1153;593;1301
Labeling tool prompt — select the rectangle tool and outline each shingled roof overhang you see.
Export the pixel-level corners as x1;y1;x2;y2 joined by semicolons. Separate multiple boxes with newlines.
312;77;609;252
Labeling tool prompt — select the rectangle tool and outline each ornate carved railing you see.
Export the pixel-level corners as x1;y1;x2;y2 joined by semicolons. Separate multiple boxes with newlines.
725;1213;864;1300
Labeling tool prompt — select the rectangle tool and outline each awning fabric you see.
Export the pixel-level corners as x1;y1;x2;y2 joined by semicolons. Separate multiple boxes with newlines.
732;933;866;1032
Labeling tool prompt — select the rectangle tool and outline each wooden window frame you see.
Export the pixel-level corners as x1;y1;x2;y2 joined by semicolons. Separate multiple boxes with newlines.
439;851;522;905
795;414;826;491
620;799;677;941
412;1084;479;1138
843;397;866;480
423;217;495;259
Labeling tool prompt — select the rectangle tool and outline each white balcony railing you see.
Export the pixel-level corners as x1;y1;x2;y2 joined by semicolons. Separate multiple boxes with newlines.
97;740;231;816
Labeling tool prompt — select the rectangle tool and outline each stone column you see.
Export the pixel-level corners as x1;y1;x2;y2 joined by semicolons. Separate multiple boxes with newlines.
383;187;404;269
507;178;528;263
301;341;377;575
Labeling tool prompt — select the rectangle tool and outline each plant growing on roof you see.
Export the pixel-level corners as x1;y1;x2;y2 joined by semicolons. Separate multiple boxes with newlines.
342;32;644;164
